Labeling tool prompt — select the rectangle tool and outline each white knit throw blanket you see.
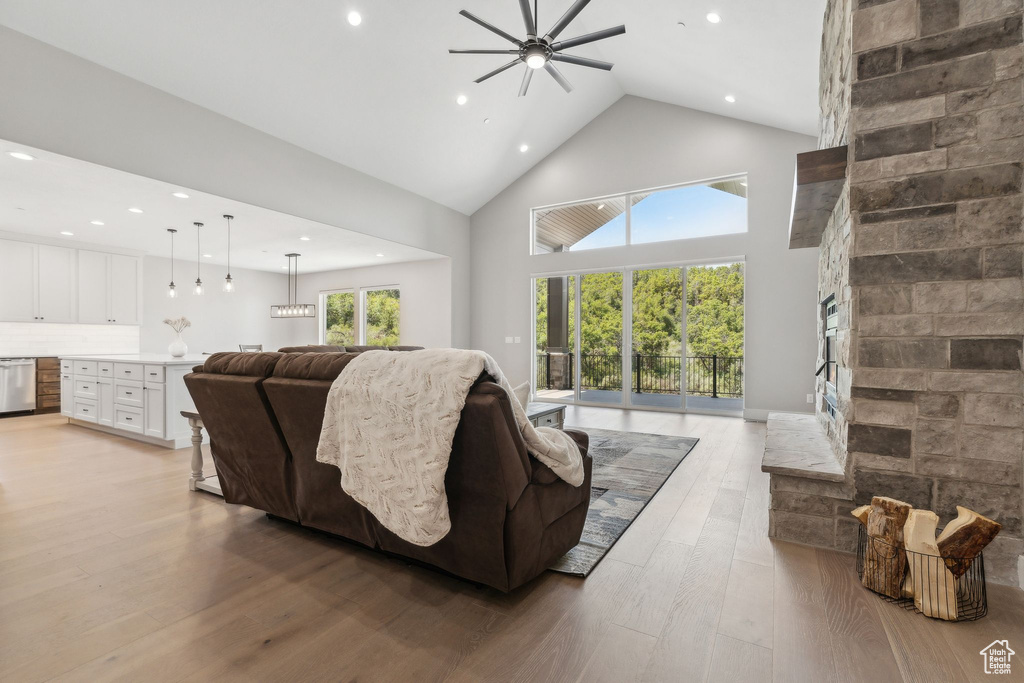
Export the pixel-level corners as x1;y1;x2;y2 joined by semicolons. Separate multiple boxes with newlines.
315;348;584;546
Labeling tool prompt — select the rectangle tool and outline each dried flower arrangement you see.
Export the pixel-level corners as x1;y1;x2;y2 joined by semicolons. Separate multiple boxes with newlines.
163;316;191;333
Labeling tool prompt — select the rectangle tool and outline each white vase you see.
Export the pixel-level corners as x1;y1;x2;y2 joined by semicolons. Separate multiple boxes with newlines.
168;332;188;358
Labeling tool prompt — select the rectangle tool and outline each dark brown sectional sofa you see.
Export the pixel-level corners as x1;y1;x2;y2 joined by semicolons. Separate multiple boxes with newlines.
183;350;592;592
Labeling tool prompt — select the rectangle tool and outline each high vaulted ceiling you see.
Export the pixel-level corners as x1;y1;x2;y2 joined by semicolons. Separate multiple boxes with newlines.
0;0;825;215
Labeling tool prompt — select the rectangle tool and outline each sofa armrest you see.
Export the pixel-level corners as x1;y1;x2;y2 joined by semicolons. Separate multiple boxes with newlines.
529;428;590;485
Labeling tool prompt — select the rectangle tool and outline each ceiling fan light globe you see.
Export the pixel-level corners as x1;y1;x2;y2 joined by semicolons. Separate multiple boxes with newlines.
527;54;546;69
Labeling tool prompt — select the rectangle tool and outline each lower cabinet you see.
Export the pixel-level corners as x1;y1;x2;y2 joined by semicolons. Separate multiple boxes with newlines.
144;382;166;439
97;377;114;427
60;372;73;417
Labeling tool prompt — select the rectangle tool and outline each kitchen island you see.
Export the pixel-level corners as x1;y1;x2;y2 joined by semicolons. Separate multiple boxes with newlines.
59;354;207;448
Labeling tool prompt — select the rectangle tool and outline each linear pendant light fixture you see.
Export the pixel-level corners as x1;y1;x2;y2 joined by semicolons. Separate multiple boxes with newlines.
270;253;315;318
193;222;204;295
222;214;234;293
166;228;178;298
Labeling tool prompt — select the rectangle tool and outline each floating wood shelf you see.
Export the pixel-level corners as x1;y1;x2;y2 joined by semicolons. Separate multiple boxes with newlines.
788;145;848;249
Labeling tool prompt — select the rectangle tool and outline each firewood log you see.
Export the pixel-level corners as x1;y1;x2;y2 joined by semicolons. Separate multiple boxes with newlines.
936;506;1001;578
851;505;870;526
903;510;957;621
862;496;912;599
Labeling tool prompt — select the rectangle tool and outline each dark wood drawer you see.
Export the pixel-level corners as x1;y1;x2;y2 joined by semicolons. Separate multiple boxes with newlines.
36;357;59;370
38;369;60;384
38;382;61;396
37;394;62;408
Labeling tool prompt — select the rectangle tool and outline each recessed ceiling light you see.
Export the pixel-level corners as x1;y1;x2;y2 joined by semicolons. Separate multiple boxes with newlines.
376;253;385;257
299;236;311;241
597;203;605;210
8;151;34;161
128;207;143;214
347;10;362;26
724;94;736;103
484;118;490;124
171;192;189;199
203;253;213;258
519;144;529;153
90;220;105;226
60;231;74;236
706;12;722;23
456;94;467;106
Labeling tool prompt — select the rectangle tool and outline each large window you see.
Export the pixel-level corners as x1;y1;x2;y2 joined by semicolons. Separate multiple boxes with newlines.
362;287;400;346
322;290;355;345
531;175;747;254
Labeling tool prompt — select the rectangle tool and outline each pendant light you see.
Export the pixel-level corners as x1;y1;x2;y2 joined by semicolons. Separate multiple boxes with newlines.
193;221;204;295
222;214;234;293
166;228;178;298
270;253;316;318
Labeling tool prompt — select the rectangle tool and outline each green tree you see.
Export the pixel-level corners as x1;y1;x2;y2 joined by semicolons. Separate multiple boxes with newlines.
686;264;744;357
365;289;400;346
324;291;355;345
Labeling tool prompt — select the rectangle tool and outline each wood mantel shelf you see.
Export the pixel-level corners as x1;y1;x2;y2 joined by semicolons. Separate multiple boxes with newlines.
788;145;848;249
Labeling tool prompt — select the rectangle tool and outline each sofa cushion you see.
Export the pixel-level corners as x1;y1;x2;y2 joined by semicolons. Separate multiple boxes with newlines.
273;352;360;381
202;351;283;377
277;345;346;353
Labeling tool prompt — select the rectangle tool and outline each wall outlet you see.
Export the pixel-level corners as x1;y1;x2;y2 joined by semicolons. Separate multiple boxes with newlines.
806;393;814;404
505;336;513;343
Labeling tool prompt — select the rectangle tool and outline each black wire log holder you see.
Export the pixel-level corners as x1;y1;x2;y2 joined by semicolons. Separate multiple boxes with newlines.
856;525;987;621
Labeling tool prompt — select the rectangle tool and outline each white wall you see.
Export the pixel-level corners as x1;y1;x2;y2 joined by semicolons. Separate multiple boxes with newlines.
140;255;301;354
293;258;452;349
0;322;138;357
0;25;471;348
470;96;820;418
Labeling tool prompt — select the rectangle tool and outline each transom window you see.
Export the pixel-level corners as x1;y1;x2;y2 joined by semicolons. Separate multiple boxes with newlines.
532;175;748;254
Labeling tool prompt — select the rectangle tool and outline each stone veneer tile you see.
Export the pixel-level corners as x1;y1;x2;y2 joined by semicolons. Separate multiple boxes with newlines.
895;214;959;250
929;369;1022;392
984;244;1024;278
854;122;934;160
852;53;993;107
851;386;918;401
854;95;946;132
848;423;913;456
948;137;1024;168
961;0;1024;26
854;367;929;390
770;475;853;499
934;113;978;147
995;45;1023;80
854;451;915;472
771;490;844;517
835;517;861;552
934;480;1022;535
901;16;1023;70
853;398;918;425
850;249;982;285
854;469;933;507
958;196;1024;246
949;338;1023;370
853;0;917;52
961;423;1024;462
917;392;960;417
859;314;934;336
859;338;949;369
859;284;914;314
967;278;1024;312
917;454;1021;484
914;418;958;455
964;393;1024;426
947;78;1022;115
978;104;1024;141
934;313;1024;336
770;510;836;547
857;46;900;79
859;203;955;223
920;0;961;36
913;282;968;313
852;163;1022;212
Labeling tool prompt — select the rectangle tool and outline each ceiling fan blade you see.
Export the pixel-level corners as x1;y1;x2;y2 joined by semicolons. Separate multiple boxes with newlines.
518;66;534;97
550;25;626;51
517;0;536;36
543;0;592;41
544;62;574;93
475;58;524;83
459;10;524;46
449;49;521;54
551;53;614;71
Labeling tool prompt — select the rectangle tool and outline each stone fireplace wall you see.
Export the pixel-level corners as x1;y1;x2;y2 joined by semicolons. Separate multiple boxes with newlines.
809;0;1024;585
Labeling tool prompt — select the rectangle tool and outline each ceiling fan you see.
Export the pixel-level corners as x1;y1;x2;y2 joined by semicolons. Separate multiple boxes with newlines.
449;0;625;96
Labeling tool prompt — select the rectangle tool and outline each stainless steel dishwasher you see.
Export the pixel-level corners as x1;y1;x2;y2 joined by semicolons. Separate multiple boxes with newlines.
0;358;36;414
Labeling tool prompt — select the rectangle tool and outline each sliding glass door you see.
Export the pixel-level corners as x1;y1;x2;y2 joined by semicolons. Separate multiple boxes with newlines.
534;261;744;413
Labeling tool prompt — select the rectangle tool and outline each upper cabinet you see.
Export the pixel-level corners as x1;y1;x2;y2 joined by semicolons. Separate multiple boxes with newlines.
77;250;141;325
0;237;140;325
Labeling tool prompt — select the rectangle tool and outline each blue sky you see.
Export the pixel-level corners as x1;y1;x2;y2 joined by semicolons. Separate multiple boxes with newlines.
571;185;747;251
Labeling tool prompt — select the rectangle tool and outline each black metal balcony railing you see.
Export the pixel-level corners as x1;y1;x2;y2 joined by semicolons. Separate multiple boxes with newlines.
536;353;743;398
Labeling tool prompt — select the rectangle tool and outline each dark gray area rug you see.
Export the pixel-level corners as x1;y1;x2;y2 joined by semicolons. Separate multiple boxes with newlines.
549;428;699;576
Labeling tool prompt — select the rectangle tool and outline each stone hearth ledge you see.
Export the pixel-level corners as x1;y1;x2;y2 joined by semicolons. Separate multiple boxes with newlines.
761;412;845;482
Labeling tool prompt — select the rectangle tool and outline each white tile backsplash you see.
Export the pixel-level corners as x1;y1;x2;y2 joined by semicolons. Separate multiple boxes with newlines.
0;323;140;357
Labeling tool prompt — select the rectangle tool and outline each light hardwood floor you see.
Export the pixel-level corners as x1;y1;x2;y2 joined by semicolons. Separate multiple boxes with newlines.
1;409;1021;682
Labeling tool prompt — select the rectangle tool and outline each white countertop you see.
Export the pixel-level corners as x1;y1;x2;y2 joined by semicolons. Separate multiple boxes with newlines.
59;353;208;365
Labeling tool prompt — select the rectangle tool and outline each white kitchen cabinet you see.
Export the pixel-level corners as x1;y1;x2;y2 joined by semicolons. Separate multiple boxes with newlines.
0;239;37;321
76;250;109;324
109;255;140;325
144;382;166;439
36;245;76;323
78;250;140;324
97;377;114;427
60;372;73;417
